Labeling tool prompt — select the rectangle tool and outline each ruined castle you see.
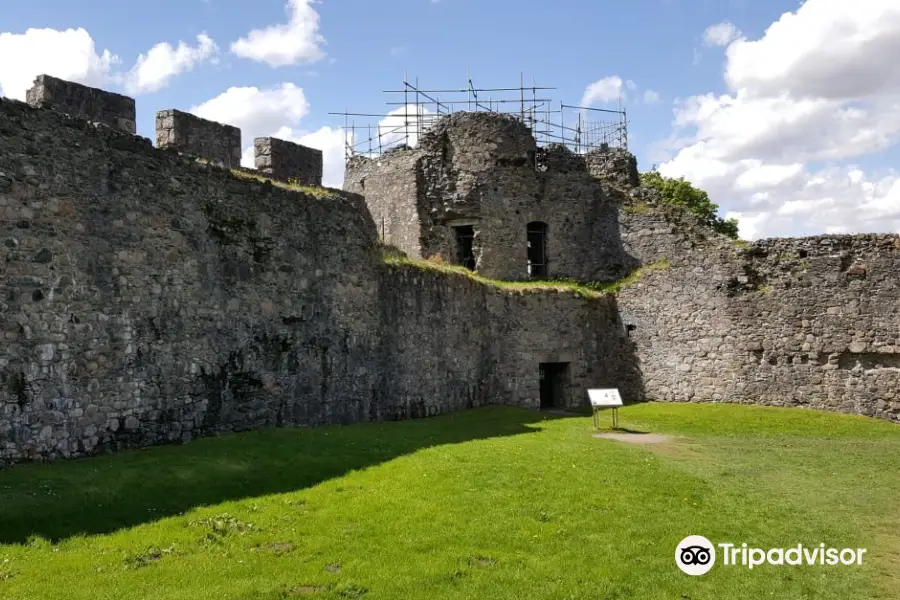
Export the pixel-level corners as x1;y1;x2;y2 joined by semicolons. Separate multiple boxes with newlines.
1;75;898;466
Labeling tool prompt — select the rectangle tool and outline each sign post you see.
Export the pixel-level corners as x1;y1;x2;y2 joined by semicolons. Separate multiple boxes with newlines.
588;388;623;429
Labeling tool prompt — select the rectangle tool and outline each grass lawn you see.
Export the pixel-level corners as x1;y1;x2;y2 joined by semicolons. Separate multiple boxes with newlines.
0;403;898;599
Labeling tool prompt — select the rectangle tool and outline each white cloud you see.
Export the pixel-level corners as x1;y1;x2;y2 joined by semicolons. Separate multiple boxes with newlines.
643;90;661;104
191;83;349;187
191;83;311;141
0;27;119;100
703;22;741;47
125;34;218;94
231;0;326;67
657;0;900;239
236;124;346;188
374;104;434;151
581;76;624;107
294;126;346;188
724;1;900;100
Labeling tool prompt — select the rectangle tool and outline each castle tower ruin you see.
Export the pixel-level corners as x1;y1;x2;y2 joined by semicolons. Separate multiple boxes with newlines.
344;112;638;282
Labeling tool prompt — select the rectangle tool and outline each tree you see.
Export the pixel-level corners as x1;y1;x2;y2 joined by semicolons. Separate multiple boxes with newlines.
639;169;740;239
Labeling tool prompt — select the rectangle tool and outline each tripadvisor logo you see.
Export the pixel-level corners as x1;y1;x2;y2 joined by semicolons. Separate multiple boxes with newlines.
676;535;716;576
675;535;867;576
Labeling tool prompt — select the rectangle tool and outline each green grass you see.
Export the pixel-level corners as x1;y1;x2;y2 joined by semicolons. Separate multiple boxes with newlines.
621;199;651;215
1;403;898;599
229;168;335;198
188;156;337;199
383;251;670;299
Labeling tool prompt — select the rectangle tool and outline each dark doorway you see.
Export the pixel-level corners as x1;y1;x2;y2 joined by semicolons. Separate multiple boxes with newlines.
527;221;548;278
539;362;569;409
453;225;476;270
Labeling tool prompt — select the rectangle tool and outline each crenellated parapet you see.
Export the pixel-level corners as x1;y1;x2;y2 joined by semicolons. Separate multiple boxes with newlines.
17;74;324;186
155;109;243;169
0;77;639;467
254;137;323;186
2;73;900;470
26;74;136;135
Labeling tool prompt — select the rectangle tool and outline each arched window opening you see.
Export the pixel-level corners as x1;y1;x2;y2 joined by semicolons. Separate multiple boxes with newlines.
527;221;548;279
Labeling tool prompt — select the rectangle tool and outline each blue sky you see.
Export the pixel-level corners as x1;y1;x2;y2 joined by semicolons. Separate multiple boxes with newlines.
3;0;900;239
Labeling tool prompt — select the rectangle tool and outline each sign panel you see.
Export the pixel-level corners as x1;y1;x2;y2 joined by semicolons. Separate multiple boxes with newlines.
588;388;623;408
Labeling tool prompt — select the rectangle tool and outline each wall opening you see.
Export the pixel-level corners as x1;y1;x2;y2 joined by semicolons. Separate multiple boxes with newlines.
539;362;569;409
527;221;548;278
453;225;476;270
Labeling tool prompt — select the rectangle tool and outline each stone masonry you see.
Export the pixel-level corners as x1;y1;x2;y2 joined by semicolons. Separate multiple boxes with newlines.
1;75;899;468
615;199;900;422
255;137;323;186
26;75;136;135
0;80;637;466
156;109;242;168
344;112;638;283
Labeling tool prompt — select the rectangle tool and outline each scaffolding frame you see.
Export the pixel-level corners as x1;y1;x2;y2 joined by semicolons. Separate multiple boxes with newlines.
329;74;628;159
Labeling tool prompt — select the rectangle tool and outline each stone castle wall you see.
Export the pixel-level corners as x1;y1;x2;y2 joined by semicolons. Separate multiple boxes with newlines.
379;267;642;417
0;84;635;466
0;95;385;464
156;109;243;168
255;137;323;186
615;203;900;422
344;150;422;250
26;75;136;134
2;74;899;468
345;113;637;282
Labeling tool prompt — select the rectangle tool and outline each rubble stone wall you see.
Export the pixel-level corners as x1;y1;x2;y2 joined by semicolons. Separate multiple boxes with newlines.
156;109;242;168
254;137;323;186
346;114;637;282
0;94;636;466
25;75;136;134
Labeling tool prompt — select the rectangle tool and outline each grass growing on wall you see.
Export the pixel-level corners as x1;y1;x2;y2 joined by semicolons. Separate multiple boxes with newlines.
189;156;336;198
621;199;652;215
383;253;606;299
588;259;671;293
228;169;335;199
0;404;898;599
383;249;671;299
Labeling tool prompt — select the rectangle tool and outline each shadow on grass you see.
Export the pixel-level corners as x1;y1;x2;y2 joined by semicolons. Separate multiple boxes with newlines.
0;406;564;544
609;427;652;434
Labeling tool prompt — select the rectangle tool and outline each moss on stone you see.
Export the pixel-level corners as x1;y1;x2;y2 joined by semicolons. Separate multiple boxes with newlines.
586;259;671;293
622;199;651;215
382;254;606;299
229;168;334;198
381;246;671;299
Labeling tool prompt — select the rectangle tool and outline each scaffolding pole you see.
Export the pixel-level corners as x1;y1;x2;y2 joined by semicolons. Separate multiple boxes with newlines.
329;75;627;159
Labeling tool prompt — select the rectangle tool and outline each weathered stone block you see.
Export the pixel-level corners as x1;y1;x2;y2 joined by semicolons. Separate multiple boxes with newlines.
25;75;135;134
343;112;638;282
254;137;323;186
156;109;242;168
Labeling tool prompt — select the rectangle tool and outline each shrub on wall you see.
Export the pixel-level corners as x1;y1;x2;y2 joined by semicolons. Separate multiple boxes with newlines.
640;169;739;239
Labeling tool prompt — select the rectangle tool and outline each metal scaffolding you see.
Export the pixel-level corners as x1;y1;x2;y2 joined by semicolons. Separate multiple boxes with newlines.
329;75;628;159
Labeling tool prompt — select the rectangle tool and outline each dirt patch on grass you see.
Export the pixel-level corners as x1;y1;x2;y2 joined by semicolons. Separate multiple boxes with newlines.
592;432;676;445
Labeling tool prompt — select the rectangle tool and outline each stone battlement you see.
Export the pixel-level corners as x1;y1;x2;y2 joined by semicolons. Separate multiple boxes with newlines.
22;74;323;186
156;109;243;169
1;75;898;469
255;137;323;186
344;111;641;282
0;82;639;466
26;74;136;135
